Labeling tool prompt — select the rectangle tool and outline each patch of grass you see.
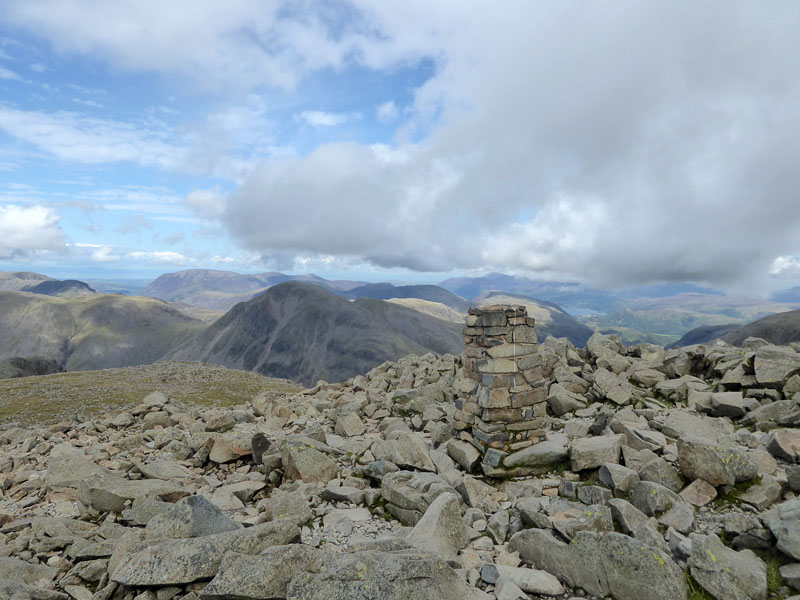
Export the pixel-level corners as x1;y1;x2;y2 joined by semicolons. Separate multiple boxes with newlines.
685;572;714;600
754;548;792;599
0;361;302;425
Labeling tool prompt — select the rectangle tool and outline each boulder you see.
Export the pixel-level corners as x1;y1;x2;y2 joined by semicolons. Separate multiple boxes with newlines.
598;463;640;494
570;435;622;471
381;471;457;525
406;493;469;562
677;436;757;486
335;413;366;437
547;383;587;416
283;444;339;483
145;495;240;539
509;529;687;600
373;435;436;472
286;549;491;600
446;440;481;473
763;498;800;561
202;545;331;600
480;563;564;595
503;440;568;469
689;533;767;600
631;481;682;516
112;518;300;586
754;346;800;386
78;472;189;513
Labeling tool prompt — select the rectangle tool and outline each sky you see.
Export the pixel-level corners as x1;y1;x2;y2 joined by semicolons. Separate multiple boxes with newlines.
0;1;799;291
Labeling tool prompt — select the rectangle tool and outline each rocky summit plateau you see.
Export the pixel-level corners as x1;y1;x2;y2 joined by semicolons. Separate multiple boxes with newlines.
2;307;800;600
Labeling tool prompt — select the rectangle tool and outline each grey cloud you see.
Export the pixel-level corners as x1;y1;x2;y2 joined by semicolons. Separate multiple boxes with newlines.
223;1;800;288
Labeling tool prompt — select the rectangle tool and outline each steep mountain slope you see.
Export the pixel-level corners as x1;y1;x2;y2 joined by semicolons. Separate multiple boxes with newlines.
26;279;96;298
0;271;53;291
722;309;800;346
167;281;463;385
667;324;742;348
474;291;594;347
0;291;206;371
344;282;470;312
0;357;64;379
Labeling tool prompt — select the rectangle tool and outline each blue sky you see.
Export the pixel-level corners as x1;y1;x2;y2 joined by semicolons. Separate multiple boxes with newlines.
1;1;800;291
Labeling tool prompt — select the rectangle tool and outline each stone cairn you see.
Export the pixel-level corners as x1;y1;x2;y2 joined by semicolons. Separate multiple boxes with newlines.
455;305;548;474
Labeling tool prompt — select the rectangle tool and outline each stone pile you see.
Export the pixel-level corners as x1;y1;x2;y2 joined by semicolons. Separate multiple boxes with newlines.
456;306;548;476
0;334;800;600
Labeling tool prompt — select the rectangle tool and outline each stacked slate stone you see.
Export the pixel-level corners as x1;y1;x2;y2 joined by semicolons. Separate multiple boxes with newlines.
456;305;548;475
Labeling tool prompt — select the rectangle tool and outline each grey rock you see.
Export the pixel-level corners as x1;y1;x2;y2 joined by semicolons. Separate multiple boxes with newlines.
202;546;331;600
373;434;436;472
639;457;684;493
689;533;767;600
608;498;669;552
286;549;490;600
510;529;687;600
754;346;800;386
570;435;622;471
766;429;800;462
271;489;313;525
787;465;800;492
662;409;733;442
679;479;717;506
780;563;800;592
44;453;109;490
381;471;457;525
763;498;800;561
710;391;746;418
598;462;640;493
446;439;480;473
0;581;67;600
503;440;568;469
283;444;339;483
137;460;191;481
406;492;469;562
631;481;682;516
657;501;695;534
335;413;366;437
112;519;300;586
145;495;240;539
677;435;757;486
738;475;782;511
546;383;587;416
0;557;58;586
577;485;612;505
78;472;189;513
495;577;528;600
481;563;564;595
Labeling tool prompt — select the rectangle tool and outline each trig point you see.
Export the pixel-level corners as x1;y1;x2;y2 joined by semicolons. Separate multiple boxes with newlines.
455;305;549;476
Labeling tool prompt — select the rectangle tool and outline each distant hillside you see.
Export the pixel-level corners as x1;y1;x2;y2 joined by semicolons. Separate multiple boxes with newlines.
722;309;800;346
440;273;616;313
473;291;594;347
167;281;462;385
0;291;205;371
344;282;470;312
26;279;96;298
142;268;364;311
666;323;742;348
386;298;465;323
0;271;96;297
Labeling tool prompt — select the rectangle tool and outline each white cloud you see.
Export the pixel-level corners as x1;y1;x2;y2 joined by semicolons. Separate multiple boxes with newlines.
0;66;21;80
127;250;189;264
185;187;225;218
376;100;398;123
770;255;800;276
297;111;351;127
0;106;186;169
90;246;119;262
0;204;66;258
223;2;800;287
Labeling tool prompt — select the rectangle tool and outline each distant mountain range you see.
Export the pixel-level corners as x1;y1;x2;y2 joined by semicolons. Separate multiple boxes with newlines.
0;291;205;370
166;281;464;385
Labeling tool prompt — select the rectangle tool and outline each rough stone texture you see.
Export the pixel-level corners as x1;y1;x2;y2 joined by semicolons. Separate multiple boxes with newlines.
112;519;300;586
570;435;622;471
286;549;491;600
689;533;767;600
380;471;457;525
406;492;469;562
78;471;189;513
679;479;717;506
503;440;568;469
480;563;564;595
145;495;240;539
283;444;339;483
202;545;331;600
677;435;758;486
373;435;436;472
763;498;800;561
510;529;687;600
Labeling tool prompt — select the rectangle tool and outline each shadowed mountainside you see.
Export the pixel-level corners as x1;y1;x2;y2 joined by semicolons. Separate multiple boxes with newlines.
167;281;463;385
668;309;800;347
0;291;206;371
666;323;742;348
0;271;96;298
0;357;65;379
474;291;594;347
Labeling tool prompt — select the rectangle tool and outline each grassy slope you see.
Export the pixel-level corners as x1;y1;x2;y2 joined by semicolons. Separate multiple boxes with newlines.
0;291;206;370
0;361;300;425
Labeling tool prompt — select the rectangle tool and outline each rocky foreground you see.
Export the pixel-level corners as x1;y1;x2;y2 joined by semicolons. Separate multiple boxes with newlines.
1;333;800;600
